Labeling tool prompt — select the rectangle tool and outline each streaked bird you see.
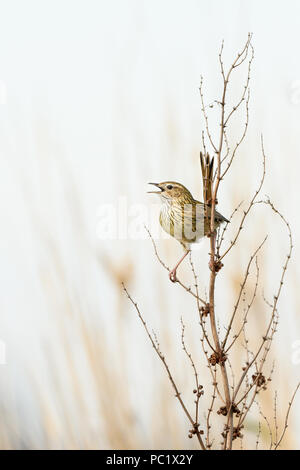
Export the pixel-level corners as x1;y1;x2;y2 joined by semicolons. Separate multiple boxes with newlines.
148;181;229;282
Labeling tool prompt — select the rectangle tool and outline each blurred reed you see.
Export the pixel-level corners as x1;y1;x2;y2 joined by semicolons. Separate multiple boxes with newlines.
0;91;299;449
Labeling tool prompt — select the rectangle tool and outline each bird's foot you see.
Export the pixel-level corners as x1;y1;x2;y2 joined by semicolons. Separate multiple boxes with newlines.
169;269;177;283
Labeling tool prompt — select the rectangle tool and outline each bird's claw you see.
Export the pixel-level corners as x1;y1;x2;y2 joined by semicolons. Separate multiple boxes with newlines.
169;270;177;283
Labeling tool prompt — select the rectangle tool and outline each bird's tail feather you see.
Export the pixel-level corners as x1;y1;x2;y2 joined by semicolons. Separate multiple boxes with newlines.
200;151;214;205
200;152;229;225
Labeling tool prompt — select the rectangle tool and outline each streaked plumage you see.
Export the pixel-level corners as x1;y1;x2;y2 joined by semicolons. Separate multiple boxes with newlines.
148;181;228;281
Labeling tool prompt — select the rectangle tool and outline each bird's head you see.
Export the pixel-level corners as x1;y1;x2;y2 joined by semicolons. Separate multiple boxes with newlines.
148;182;194;204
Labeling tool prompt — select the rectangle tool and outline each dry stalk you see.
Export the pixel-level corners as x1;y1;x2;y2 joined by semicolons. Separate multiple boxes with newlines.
123;34;298;450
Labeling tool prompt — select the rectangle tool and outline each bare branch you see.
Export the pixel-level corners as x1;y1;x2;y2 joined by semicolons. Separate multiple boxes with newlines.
180;318;203;430
232;199;293;404
225;256;260;353
220;135;266;262
122;284;206;450
222;236;267;350
274;383;300;449
199;76;218;153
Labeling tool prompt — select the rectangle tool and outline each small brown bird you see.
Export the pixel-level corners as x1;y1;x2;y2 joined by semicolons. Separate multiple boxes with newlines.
148;181;228;282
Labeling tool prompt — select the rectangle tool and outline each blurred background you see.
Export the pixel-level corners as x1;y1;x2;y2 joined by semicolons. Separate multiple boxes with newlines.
0;0;299;449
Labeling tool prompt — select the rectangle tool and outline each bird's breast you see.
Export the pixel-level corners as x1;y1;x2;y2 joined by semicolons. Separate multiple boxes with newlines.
159;202;203;243
159;200;227;244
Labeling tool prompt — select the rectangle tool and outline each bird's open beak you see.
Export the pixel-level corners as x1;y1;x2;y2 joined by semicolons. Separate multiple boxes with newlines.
147;183;163;194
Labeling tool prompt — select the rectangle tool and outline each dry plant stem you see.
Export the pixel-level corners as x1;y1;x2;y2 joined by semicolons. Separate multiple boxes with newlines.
273;392;279;445
222;236;267;351
197;35;254;448
221;88;250;179
188;253;216;353
188;253;226;406
235;369;260;408
274;383;300;449
227;357;235;393
199;77;217;153
255;421;261;450
240;307;280;414
204;35;253;450
200;334;225;405
236;377;265;432
225;258;259;356
127;34;296;450
180;318;201;429
208;233;231;412
255;400;273;449
233;302;278;416
216;200;243;255
219;136;266;262
122;284;206;450
213;143;265;442
229;198;293;433
221;41;254;178
225;258;260;353
209;227;233;449
206;367;218;449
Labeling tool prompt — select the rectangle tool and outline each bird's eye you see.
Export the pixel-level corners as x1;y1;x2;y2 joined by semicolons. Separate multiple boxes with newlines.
167;184;173;190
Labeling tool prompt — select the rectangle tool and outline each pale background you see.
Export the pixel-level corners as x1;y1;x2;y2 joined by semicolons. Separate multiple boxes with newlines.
0;0;299;449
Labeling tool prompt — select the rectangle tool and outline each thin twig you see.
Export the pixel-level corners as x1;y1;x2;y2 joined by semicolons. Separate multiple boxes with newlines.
274;383;300;449
123;284;206;450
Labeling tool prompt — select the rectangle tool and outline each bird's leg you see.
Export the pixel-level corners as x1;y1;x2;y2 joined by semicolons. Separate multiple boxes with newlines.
169;250;190;283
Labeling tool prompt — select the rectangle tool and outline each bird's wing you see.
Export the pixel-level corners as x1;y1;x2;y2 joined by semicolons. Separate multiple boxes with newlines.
214;209;229;224
193;201;229;224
